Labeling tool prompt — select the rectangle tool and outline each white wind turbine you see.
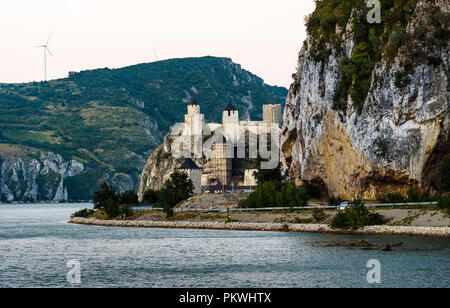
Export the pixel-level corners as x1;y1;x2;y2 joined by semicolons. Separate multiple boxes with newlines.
34;32;55;81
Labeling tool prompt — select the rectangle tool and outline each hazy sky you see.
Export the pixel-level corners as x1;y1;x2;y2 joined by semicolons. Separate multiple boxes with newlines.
0;0;316;88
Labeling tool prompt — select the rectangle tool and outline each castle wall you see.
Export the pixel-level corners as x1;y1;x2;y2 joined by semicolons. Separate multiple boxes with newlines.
206;143;232;186
179;169;202;195
244;169;259;186
189;169;202;195
263;104;282;126
184;113;204;135
205;123;221;135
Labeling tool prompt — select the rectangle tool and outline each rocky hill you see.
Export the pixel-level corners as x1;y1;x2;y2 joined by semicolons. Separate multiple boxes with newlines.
0;144;84;202
282;0;449;199
0;57;287;202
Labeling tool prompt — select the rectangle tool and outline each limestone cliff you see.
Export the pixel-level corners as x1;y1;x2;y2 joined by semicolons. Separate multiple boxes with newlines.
137;134;181;200
0;144;84;202
138;132;213;200
282;0;449;199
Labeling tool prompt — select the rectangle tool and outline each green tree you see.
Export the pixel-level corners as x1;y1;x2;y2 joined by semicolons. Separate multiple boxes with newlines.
91;181;134;219
93;181;117;210
103;198;121;219
344;199;369;230
254;164;284;185
160;171;194;217
431;156;450;193
119;190;139;205
142;189;161;204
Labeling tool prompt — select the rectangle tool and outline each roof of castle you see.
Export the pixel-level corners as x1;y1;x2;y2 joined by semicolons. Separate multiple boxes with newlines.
179;158;201;170
224;102;236;111
188;99;199;106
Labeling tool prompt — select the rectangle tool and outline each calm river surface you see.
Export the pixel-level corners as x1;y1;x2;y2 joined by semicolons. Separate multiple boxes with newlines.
0;203;448;288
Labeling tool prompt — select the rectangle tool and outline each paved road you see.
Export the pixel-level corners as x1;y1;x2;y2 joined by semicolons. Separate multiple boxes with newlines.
133;202;438;212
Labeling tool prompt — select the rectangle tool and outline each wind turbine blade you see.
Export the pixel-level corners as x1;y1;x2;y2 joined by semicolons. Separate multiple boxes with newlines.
46;47;55;60
46;31;53;46
33;45;46;48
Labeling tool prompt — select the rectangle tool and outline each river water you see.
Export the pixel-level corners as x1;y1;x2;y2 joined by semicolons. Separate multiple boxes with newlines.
0;203;448;288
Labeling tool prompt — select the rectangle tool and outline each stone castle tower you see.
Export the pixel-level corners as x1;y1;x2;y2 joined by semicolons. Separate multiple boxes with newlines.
184;100;205;135
263;104;282;126
179;158;202;195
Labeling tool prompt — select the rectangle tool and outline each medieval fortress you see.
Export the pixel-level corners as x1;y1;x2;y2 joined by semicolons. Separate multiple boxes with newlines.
176;100;282;194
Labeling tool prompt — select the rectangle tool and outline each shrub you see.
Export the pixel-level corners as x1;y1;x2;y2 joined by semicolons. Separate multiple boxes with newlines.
239;181;310;209
388;30;406;50
395;70;412;90
330;212;349;229
406;188;433;202
119;204;134;218
344;199;369;230
312;208;326;222
375;138;389;157
90;210;109;220
437;195;450;212
71;208;95;219
378;192;406;203
225;218;240;224
330;199;386;230
366;212;387;226
240;181;281;208
431;156;450;193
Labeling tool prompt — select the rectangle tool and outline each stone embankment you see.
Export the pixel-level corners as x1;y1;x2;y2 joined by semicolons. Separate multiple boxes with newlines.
70;218;450;238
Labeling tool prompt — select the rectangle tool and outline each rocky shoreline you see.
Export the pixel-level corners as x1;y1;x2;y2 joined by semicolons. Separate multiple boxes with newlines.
70;218;450;238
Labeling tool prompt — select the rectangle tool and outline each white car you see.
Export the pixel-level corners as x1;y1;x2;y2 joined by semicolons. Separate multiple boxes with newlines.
337;201;351;211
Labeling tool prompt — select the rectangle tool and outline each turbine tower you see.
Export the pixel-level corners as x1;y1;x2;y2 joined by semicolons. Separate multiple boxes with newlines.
34;32;55;81
153;48;158;62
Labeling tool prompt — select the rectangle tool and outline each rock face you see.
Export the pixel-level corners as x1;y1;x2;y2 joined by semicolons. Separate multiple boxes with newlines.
137;134;182;200
0;145;84;202
282;0;449;199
